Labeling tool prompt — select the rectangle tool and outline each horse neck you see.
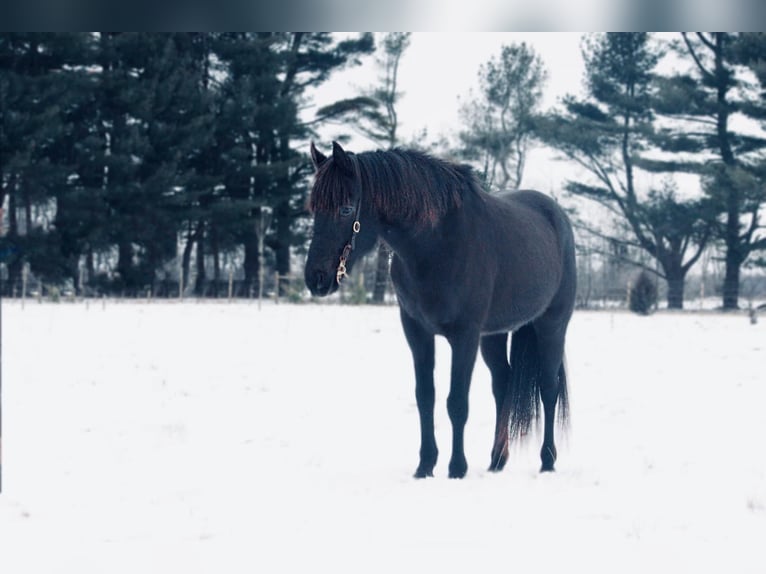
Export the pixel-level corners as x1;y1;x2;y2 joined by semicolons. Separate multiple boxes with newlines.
362;158;483;263
379;207;470;270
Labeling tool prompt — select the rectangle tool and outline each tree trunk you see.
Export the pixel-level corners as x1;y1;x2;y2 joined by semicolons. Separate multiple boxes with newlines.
23;187;32;235
722;177;741;310
243;226;259;298
211;222;220;298
117;239;132;293
666;275;685;310
194;223;206;296
371;242;390;304
180;224;196;296
722;249;740;310
86;248;95;286
6;185;21;296
713;34;740;311
274;201;291;297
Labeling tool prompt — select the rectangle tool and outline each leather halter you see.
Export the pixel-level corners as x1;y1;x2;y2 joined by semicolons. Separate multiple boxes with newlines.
335;156;362;285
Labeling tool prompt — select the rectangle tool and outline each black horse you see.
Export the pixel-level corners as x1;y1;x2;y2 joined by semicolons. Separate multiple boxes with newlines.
305;141;576;478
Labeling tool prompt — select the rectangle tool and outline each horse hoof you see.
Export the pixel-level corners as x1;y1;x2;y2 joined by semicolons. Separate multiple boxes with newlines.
540;445;557;472
414;467;434;479
448;460;467;479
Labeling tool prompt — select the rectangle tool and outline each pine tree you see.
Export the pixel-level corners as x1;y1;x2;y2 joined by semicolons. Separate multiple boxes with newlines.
646;33;766;309
311;34;409;304
629;270;658;315
459;42;547;190
214;32;374;297
2;33;374;298
539;33;713;309
323;32;410;304
0;33;88;293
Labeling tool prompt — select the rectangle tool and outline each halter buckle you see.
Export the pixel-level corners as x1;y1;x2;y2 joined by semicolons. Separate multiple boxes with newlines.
336;219;360;286
336;257;348;284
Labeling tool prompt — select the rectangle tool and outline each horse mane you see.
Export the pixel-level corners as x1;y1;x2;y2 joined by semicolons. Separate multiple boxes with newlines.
309;148;484;229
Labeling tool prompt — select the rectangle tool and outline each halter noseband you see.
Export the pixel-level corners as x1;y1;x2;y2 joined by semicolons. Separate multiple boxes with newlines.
336;156;362;285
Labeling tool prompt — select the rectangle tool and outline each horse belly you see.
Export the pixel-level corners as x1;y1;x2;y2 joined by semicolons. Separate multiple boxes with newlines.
482;294;550;334
482;261;562;334
395;286;462;335
393;269;481;336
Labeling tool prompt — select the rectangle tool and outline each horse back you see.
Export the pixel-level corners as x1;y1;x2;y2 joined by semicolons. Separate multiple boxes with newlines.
390;188;575;336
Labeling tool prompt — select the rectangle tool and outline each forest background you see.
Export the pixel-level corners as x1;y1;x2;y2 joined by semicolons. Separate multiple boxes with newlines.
1;33;765;310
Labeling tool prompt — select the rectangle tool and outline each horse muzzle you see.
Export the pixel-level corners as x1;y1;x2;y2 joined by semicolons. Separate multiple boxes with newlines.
305;267;338;297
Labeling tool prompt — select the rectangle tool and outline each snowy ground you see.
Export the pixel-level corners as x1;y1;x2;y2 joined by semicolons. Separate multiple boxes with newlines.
1;301;764;573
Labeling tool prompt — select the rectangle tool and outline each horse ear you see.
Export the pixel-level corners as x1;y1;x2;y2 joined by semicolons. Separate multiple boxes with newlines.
310;142;328;171
331;141;354;176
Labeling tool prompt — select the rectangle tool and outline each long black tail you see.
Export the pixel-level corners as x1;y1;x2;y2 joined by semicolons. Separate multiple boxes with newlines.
498;323;569;443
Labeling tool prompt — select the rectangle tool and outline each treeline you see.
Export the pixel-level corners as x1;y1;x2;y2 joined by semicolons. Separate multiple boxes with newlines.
455;33;766;310
2;33;765;309
0;32;373;298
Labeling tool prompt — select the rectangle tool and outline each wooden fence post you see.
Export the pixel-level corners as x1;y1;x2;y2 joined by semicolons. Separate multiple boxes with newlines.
274;272;280;305
21;262;28;309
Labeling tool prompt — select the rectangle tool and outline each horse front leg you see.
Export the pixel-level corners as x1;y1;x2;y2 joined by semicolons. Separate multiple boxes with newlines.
446;329;480;479
400;310;437;478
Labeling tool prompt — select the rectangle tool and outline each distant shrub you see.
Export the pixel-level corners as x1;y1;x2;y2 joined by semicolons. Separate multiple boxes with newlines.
347;278;369;305
48;286;61;303
286;284;305;304
629;271;657;315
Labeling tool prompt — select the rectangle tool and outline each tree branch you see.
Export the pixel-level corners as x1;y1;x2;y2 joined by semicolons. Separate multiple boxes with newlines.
696;32;716;52
575;222;666;279
279;33;304;98
740;202;762;247
682;32;714;80
681;226;712;274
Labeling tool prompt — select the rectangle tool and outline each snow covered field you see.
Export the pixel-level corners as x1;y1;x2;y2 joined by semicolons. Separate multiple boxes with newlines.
1;301;764;573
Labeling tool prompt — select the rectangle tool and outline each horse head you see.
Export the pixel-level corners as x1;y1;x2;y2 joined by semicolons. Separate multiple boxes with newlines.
305;141;379;296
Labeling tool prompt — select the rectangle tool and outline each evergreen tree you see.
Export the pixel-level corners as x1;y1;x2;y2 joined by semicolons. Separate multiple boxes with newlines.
0;33;88;293
49;32;106;292
214;32;373;297
82;32;154;294
629;270;658;315
319;32;410;304
368;33;410;304
459;42;546;190
1;33;373;298
646;33;766;309
539;33;712;309
69;33;214;295
213;32;295;297
731;32;766;270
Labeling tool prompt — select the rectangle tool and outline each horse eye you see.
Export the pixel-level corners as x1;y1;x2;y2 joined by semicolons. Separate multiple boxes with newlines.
339;205;354;217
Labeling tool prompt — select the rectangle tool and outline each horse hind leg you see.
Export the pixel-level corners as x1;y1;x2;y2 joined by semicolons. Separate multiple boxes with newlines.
480;333;511;472
533;324;568;472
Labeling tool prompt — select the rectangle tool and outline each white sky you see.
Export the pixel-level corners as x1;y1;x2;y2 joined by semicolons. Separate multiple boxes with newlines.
308;32;712;198
387;32;586;141
309;32;588;192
